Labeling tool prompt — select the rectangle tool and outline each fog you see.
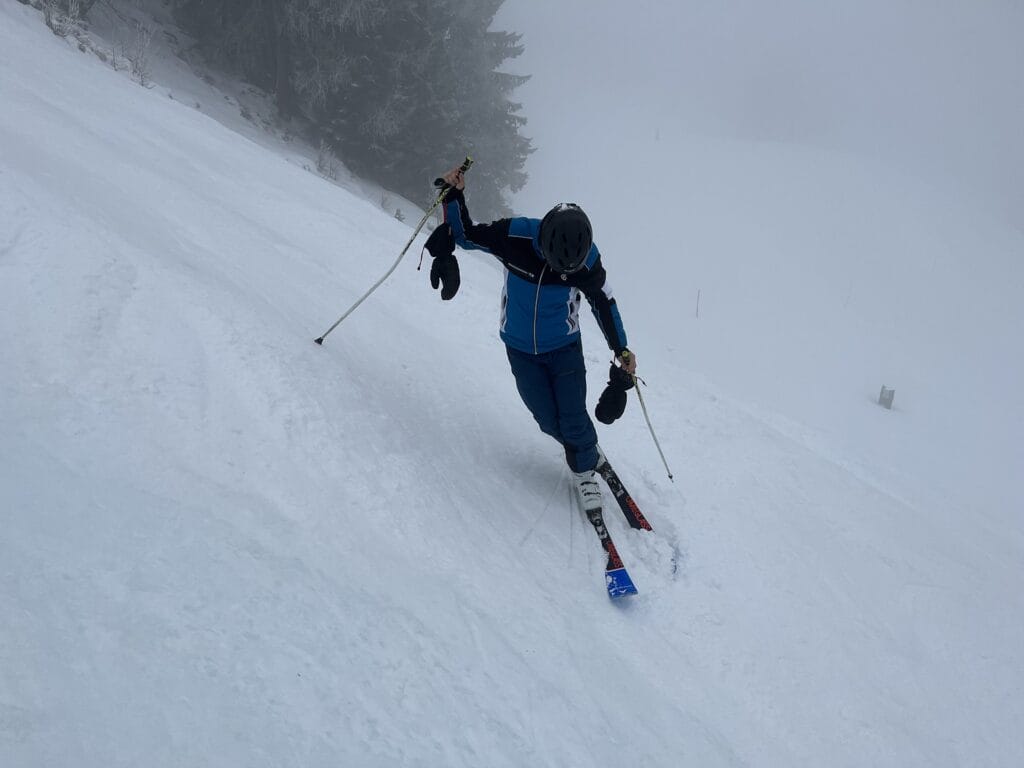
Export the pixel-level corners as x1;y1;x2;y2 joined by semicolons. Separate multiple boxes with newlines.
492;0;1024;519
497;0;1024;227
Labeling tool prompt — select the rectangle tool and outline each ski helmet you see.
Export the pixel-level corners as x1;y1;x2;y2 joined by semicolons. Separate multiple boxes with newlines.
538;203;593;274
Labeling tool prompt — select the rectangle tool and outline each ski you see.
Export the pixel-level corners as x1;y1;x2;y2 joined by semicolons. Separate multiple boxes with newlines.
583;507;638;599
595;456;653;532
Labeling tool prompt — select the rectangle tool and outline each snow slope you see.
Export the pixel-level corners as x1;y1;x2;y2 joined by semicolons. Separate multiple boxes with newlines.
520;130;1024;526
2;3;1022;766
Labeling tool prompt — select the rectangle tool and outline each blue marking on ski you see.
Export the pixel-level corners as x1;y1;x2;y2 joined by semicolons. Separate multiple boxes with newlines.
606;566;638;599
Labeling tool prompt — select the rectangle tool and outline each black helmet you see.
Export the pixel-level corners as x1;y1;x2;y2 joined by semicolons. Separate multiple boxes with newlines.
539;203;592;273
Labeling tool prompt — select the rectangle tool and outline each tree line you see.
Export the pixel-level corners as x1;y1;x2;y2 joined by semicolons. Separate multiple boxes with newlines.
171;0;532;216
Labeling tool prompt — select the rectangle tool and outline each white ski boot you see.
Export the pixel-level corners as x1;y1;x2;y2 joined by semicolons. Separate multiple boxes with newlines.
573;469;603;513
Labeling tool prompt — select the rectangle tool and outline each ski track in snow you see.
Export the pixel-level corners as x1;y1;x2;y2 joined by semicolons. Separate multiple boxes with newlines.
2;3;1023;767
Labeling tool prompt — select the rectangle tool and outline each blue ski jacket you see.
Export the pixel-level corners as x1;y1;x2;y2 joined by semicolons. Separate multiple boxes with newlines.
440;188;629;356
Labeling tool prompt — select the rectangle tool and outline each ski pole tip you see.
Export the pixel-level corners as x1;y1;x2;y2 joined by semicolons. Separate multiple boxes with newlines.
314;337;324;345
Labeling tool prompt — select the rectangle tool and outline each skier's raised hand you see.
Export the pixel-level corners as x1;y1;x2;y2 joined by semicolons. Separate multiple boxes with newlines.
441;164;466;190
618;349;637;375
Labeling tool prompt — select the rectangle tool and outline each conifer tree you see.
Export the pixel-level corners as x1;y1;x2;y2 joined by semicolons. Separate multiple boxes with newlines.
172;0;531;217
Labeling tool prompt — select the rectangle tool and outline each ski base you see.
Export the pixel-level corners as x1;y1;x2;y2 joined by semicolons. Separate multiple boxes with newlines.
605;566;638;599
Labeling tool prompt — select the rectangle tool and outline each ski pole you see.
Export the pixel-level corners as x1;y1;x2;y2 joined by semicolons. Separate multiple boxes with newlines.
314;156;473;345
622;351;674;481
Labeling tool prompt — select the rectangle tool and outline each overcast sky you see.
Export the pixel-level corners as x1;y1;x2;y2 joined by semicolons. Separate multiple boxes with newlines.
495;0;1024;227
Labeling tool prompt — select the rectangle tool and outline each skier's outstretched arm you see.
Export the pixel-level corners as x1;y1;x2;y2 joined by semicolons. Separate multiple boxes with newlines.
425;164;509;300
437;163;510;257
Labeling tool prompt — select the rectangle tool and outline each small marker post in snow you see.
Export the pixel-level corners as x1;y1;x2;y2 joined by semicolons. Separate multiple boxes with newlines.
878;385;895;410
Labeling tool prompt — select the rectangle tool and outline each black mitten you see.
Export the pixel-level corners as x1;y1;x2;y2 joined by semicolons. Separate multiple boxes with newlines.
595;363;634;425
430;254;460;300
425;222;455;259
426;224;460;300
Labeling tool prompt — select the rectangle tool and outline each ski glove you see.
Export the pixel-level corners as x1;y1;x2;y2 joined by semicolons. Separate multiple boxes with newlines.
430;254;460;300
426;223;460;300
425;222;455;259
595;362;635;425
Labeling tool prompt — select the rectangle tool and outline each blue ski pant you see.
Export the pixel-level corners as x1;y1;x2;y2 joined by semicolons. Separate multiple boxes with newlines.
505;340;599;473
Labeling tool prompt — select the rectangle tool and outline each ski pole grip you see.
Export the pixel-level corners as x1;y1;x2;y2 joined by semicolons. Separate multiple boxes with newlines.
434;156;474;189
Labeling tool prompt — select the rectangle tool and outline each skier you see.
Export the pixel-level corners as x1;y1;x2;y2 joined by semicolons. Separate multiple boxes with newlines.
425;163;637;513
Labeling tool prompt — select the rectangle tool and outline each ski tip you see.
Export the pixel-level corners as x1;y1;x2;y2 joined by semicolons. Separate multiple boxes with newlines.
606;567;638;599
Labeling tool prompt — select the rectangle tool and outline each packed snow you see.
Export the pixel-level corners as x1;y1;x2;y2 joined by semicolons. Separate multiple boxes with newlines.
2;3;1022;766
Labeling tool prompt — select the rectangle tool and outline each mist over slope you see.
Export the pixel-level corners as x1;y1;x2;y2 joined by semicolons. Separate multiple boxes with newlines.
566;129;1023;522
500;0;1024;522
2;3;1022;767
500;0;1024;226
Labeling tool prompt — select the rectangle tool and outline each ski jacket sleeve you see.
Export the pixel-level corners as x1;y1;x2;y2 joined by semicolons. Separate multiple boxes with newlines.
441;188;511;259
578;255;629;356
